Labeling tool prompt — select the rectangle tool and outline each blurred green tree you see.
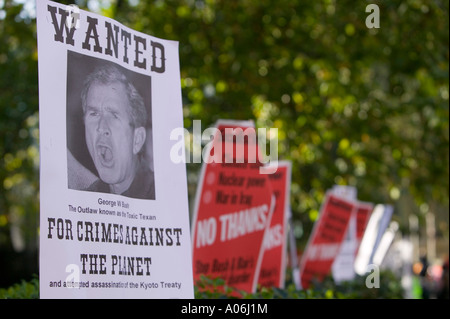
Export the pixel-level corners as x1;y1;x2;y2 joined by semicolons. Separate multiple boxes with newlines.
0;0;40;286
114;0;448;247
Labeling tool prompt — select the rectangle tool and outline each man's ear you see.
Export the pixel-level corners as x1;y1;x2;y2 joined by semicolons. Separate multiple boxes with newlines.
133;127;146;154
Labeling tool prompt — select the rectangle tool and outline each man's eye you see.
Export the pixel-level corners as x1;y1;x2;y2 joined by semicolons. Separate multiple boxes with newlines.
89;111;99;116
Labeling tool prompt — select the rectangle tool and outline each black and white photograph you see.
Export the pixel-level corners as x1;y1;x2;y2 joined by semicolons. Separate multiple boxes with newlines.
66;50;155;200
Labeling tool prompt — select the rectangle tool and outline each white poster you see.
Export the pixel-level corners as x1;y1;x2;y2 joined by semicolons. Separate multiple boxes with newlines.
354;204;394;276
37;0;194;298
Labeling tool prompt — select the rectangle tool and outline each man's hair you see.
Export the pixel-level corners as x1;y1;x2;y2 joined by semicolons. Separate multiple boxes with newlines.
81;63;147;129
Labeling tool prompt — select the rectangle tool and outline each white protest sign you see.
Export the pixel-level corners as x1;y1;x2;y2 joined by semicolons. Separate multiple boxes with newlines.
354;204;394;276
37;0;193;298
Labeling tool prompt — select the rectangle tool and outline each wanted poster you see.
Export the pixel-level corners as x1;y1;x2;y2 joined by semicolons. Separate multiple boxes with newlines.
37;0;193;298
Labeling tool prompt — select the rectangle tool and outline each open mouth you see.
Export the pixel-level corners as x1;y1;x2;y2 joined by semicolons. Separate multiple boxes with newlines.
97;144;114;167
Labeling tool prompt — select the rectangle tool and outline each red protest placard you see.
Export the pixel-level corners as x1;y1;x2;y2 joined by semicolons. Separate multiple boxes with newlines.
331;200;373;283
299;192;355;289
355;202;373;243
191;120;275;293
258;161;291;289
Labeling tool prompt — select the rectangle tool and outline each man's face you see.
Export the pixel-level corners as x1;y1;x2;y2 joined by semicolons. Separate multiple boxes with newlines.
84;81;141;193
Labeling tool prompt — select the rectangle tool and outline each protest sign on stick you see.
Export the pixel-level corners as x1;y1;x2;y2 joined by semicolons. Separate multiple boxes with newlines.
299;191;355;289
354;204;394;276
332;200;373;283
191;120;275;293
258;161;291;289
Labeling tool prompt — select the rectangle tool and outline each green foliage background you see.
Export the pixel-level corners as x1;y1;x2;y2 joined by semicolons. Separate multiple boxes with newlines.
0;271;405;299
0;0;448;292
